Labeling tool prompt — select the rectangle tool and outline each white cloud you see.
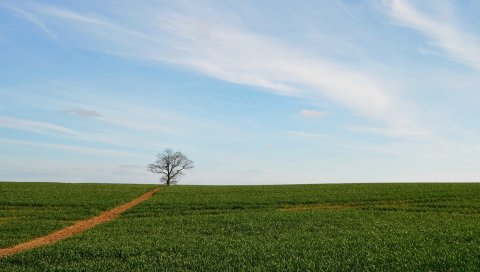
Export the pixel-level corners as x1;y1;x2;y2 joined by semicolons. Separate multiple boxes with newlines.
0;137;140;157
299;109;328;118
285;130;328;139
0;115;78;136
388;0;480;70
347;125;429;138
61;107;101;118
2;4;63;44
17;2;419;136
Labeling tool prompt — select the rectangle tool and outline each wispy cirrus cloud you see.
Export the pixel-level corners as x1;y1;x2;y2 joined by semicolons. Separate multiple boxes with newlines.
298;109;329;118
0;84;244;152
347;125;429;138
13;1;421;137
387;0;480;70
2;3;63;44
0;115;78;136
0;137;140;157
285;130;327;139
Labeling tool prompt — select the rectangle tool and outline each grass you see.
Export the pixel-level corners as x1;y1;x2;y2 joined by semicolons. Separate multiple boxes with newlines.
0;182;155;248
1;183;480;271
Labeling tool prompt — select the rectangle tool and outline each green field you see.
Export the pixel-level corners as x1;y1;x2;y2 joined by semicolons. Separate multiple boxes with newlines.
1;182;480;271
0;182;155;248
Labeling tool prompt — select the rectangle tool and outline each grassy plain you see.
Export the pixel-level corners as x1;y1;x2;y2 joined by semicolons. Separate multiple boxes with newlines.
0;182;155;248
1;183;480;271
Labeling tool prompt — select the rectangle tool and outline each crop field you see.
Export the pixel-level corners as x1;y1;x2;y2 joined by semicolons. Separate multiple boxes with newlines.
0;182;155;248
1;182;480;271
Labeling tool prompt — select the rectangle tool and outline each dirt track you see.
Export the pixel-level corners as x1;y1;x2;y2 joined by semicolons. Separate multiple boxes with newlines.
0;187;160;258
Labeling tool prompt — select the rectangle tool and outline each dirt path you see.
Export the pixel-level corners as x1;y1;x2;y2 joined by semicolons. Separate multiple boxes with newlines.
0;187;160;258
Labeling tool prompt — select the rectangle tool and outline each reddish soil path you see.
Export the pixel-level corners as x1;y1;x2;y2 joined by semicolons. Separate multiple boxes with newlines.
0;187;160;258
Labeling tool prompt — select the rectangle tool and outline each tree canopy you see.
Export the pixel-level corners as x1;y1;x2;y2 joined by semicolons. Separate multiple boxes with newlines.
147;149;194;185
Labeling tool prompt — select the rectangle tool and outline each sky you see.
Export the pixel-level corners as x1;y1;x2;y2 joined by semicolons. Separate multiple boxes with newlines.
1;0;480;184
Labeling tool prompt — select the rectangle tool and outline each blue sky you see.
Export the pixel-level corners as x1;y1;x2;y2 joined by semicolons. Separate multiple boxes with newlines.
1;0;480;184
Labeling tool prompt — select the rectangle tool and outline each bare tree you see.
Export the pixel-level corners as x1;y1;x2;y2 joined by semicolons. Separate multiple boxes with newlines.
147;149;194;185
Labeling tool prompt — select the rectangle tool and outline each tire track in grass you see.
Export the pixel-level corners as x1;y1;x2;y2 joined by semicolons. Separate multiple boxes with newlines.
0;187;160;257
